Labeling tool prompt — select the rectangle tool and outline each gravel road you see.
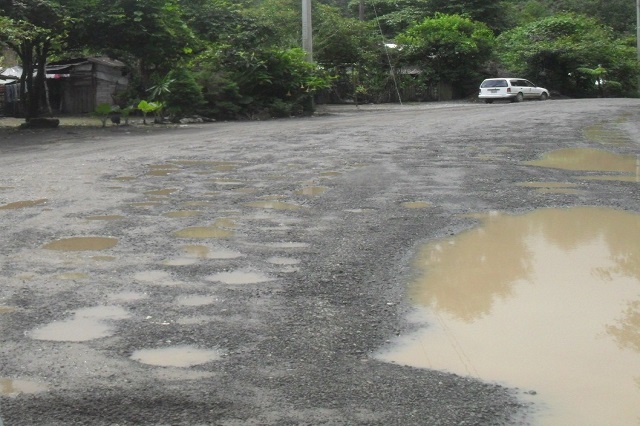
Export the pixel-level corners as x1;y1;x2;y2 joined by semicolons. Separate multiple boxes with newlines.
0;99;638;425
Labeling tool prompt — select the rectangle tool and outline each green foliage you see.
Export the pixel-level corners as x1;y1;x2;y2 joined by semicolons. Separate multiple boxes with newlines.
136;100;163;124
496;13;639;97
397;14;495;90
92;103;120;127
164;68;205;119
192;45;332;119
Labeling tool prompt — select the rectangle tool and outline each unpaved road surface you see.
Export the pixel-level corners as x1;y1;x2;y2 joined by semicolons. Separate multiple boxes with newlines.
0;99;638;425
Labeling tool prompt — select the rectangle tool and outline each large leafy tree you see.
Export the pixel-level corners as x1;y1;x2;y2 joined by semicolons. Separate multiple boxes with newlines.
427;0;508;33
397;13;494;91
65;0;196;82
503;0;635;34
0;0;67;119
496;13;638;96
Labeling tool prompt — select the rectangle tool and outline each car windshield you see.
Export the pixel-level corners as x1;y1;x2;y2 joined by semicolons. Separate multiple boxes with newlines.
481;80;507;88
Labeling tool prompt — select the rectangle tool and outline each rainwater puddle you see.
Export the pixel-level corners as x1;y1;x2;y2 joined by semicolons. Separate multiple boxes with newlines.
524;148;638;173
163;210;202;218
401;201;432;209
207;270;273;285
114;176;136;182
0;199;48;210
130;345;221;367
145;188;178;197
376;207;640;425
0;306;16;314
164;245;243;265
579;175;639;183
0;378;47;396
294;186;328;196
29;306;130;342
583;123;632;145
55;272;89;280
43;237;118;251
245;201;302;210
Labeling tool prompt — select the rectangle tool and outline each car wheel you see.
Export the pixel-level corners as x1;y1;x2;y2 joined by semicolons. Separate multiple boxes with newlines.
515;92;524;102
539;92;548;101
485;100;493;104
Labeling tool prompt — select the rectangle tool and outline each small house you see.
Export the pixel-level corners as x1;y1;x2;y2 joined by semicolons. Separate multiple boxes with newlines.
46;57;128;114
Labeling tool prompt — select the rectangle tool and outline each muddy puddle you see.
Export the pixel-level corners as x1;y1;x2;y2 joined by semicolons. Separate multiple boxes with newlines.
29;306;130;342
524;148;638;174
0;378;48;396
207;270;273;285
130;345;221;367
0;199;48;210
377;207;640;425
43;237;118;251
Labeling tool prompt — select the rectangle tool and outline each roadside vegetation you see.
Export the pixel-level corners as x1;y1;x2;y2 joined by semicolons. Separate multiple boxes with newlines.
1;0;638;122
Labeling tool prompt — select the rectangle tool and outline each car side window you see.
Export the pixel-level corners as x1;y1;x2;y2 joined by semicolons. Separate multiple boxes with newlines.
525;80;536;87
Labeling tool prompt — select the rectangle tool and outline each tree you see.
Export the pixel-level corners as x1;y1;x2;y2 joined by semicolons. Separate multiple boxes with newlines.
66;0;196;83
427;0;509;33
496;13;639;97
396;13;494;94
0;0;67;119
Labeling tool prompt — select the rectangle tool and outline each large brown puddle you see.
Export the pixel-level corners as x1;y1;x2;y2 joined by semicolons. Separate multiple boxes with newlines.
524;148;638;174
43;237;118;251
377;207;640;425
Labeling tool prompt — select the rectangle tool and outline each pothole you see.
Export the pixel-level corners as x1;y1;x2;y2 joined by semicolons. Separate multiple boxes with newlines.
0;199;48;210
130;345;221;367
376;207;640;425
43;237;118;251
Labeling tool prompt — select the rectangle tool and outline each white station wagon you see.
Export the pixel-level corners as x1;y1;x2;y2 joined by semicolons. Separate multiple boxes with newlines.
479;78;550;103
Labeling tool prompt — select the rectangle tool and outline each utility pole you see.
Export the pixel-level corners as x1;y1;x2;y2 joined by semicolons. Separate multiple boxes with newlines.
637;0;640;93
359;0;365;21
302;0;313;62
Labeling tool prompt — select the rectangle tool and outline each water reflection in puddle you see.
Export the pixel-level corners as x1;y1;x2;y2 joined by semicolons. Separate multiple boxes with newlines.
29;306;130;342
130;346;221;367
0;378;48;396
377;207;640;425
43;237;118;251
0;199;48;210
